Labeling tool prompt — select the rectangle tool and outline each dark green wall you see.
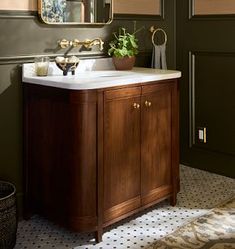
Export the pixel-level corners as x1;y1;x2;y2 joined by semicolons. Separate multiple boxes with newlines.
0;0;176;214
177;0;235;178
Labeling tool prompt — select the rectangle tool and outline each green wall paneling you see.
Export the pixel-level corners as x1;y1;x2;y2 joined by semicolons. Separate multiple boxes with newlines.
177;0;235;178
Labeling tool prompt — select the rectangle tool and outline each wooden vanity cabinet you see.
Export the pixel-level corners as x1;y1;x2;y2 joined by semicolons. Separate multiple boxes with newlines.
102;81;179;225
23;79;179;242
24;86;98;232
103;87;142;224
141;82;179;206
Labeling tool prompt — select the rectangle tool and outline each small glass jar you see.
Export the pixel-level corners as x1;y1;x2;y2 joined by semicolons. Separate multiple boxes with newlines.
34;56;50;76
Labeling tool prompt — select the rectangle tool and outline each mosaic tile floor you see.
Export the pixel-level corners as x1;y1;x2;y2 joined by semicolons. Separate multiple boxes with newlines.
15;165;235;249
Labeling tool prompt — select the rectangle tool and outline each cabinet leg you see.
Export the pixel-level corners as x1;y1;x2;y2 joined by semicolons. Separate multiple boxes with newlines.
95;227;103;243
170;194;177;206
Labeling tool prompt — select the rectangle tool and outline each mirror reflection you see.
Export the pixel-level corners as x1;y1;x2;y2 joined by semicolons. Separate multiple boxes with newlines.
39;0;113;24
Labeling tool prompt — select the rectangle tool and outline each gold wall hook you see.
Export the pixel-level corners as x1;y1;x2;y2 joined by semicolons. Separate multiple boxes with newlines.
150;26;155;33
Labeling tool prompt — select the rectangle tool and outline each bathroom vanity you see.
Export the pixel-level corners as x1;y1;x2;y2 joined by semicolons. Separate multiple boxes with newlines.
23;59;181;242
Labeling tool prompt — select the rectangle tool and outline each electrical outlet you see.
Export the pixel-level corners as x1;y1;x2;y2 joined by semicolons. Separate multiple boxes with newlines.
198;127;207;143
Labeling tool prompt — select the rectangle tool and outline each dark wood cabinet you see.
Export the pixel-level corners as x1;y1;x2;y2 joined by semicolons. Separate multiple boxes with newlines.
103;87;141;223
141;83;177;206
23;79;179;242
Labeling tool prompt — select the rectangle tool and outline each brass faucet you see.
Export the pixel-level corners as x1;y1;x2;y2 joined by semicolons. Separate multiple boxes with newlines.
72;38;104;51
58;39;72;48
58;38;104;51
88;38;104;51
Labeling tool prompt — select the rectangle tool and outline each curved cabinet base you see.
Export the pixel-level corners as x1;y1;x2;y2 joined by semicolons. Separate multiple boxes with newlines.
23;79;179;242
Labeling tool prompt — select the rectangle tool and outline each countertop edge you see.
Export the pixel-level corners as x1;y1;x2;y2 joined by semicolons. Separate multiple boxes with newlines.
22;68;181;90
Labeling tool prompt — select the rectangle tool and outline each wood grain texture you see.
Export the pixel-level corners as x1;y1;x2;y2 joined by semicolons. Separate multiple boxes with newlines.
24;79;179;241
141;83;173;206
96;90;104;242
194;0;235;15
24;85;97;232
0;0;37;10
141;185;172;205
103;88;141;222
171;81;180;204
114;0;160;15
104;197;141;223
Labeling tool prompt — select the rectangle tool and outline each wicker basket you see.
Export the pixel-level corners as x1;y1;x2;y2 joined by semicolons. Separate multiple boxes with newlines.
0;181;17;249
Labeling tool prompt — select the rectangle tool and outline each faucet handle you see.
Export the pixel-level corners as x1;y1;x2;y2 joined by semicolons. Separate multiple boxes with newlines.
98;40;104;51
72;39;80;47
92;39;104;51
84;39;92;48
58;39;72;48
69;38;104;51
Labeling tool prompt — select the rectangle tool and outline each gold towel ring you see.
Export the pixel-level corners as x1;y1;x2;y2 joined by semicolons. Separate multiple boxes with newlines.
150;27;167;46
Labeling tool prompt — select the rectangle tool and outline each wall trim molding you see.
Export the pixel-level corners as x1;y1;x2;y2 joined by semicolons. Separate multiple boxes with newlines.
189;51;195;148
114;0;165;20
0;10;37;19
0;51;151;65
189;0;194;19
189;50;235;156
0;2;167;21
189;0;235;20
0;53;106;65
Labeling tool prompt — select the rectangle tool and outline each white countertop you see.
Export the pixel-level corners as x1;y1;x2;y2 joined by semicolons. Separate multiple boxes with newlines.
22;58;181;90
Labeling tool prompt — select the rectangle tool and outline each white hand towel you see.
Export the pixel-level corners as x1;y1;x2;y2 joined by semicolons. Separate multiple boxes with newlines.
151;44;167;69
151;45;161;69
160;44;167;69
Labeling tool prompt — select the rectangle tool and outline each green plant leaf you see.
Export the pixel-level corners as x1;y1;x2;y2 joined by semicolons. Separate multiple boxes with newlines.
108;27;140;58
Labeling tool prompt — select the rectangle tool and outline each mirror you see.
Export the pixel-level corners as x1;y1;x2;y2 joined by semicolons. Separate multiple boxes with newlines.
38;0;113;25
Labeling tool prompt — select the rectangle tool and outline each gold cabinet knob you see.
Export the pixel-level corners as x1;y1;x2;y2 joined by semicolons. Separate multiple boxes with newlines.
145;101;152;107
133;103;140;109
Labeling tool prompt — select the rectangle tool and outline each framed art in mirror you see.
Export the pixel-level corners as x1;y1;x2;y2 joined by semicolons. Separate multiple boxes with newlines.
38;0;113;25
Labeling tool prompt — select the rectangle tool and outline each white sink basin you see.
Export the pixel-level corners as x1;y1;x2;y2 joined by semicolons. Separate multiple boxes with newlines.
73;70;132;78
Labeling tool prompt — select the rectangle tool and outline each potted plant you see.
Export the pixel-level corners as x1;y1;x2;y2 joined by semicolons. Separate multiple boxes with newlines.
108;27;139;70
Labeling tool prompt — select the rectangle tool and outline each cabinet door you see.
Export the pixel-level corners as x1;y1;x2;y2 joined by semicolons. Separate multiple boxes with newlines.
103;87;141;223
141;83;173;206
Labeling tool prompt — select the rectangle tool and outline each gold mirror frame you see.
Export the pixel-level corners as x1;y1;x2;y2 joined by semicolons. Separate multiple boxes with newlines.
38;0;113;25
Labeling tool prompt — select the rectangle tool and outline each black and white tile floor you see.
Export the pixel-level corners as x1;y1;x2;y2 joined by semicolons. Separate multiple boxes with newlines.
15;165;235;249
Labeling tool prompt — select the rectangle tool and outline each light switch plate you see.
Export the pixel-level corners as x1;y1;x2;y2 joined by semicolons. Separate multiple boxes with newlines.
198;127;207;143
